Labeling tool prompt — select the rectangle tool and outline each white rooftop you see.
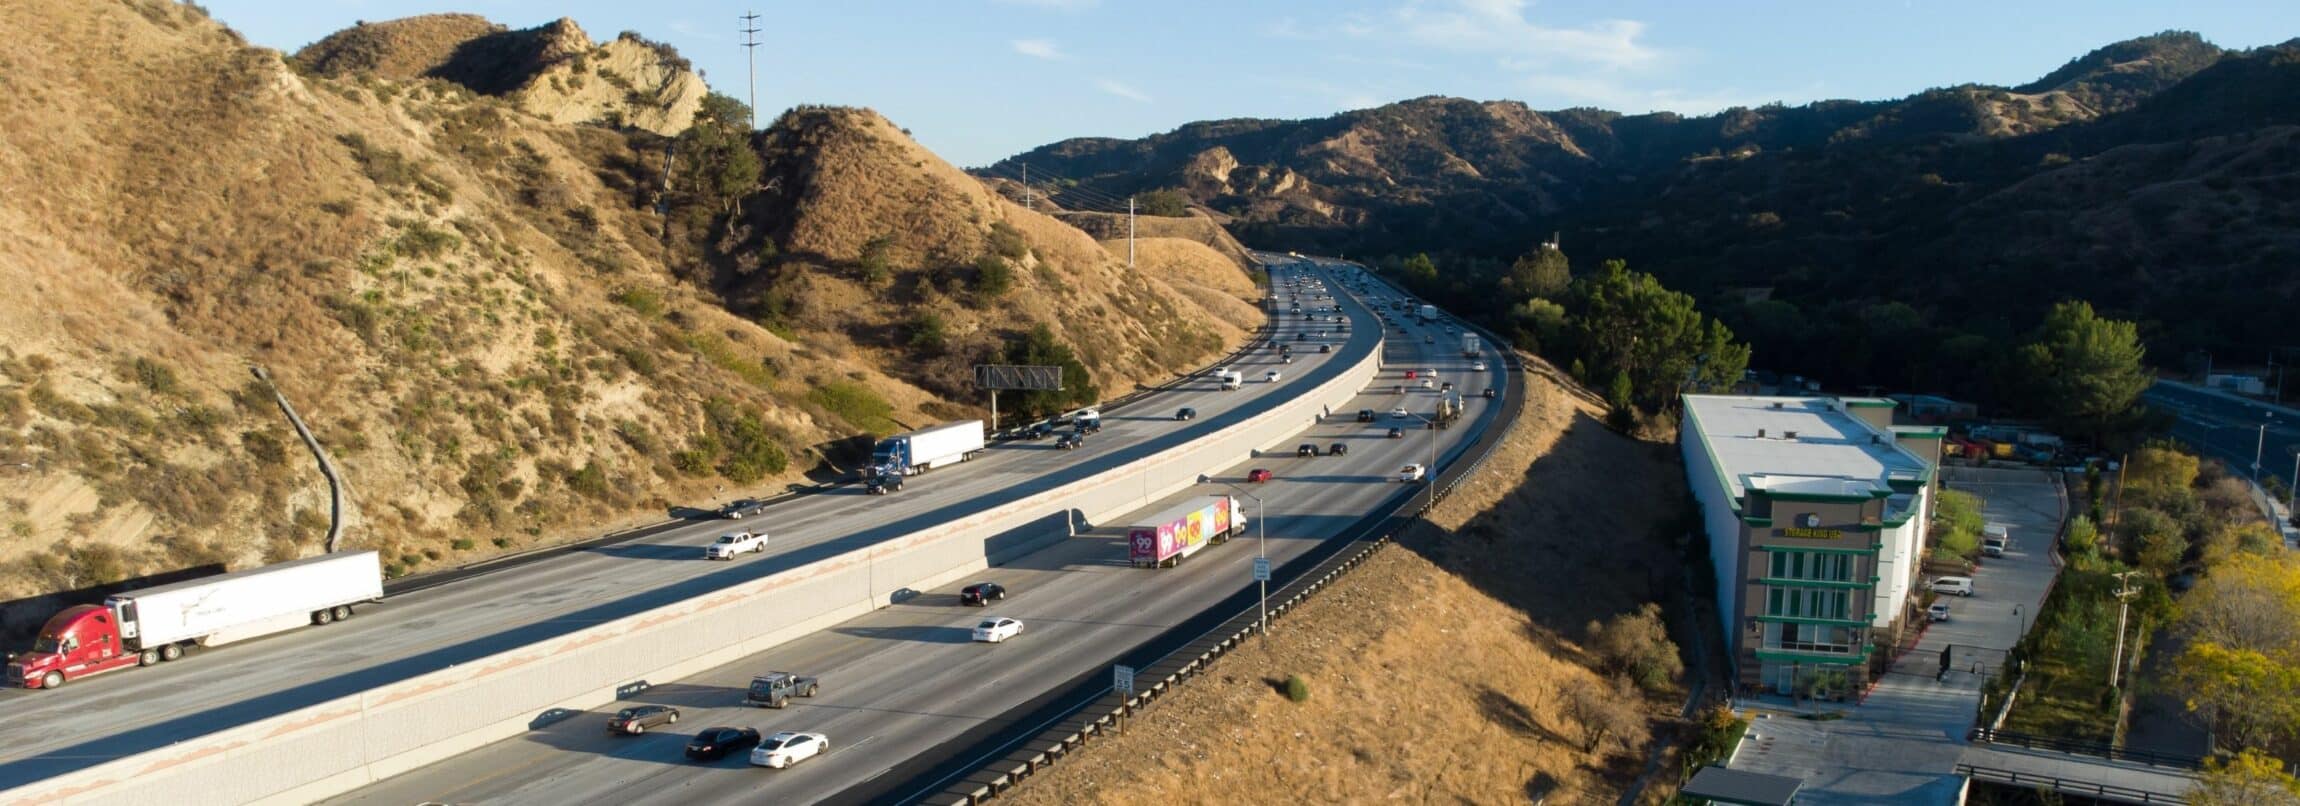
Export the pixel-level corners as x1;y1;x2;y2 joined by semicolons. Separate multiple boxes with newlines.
1685;395;1929;504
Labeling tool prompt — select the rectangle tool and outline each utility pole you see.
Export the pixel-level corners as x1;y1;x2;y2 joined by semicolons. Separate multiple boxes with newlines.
1021;164;1032;210
2109;570;2142;688
2255;417;2271;483
739;11;762;130
1126;196;1136;271
2111;453;2129;528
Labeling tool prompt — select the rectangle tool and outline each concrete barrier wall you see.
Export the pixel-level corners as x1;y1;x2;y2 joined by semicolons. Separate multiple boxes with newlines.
10;337;1383;806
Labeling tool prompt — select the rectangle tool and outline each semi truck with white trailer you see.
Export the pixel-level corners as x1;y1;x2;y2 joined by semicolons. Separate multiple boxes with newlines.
1128;495;1249;568
870;420;986;476
1461;333;1481;358
7;551;384;689
1419;304;1439;323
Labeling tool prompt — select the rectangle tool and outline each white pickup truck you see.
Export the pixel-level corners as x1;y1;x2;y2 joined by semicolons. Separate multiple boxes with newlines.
705;530;770;560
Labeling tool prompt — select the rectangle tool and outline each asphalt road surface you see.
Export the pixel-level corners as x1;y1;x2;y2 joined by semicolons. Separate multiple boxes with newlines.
327;263;1508;805
0;266;1393;788
2146;381;2300;491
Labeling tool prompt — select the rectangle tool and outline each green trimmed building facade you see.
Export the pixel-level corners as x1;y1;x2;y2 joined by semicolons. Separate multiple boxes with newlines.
1681;395;1943;696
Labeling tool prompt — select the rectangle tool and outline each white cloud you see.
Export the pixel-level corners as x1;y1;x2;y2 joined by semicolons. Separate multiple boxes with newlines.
1517;74;1779;116
1095;78;1152;103
995;0;1099;10
1391;0;1657;71
1011;39;1064;60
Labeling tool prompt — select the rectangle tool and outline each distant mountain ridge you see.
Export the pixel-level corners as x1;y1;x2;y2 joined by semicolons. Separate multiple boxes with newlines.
993;32;2300;396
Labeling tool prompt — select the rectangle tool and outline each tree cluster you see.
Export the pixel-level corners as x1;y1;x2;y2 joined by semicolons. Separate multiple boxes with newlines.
993;325;1099;421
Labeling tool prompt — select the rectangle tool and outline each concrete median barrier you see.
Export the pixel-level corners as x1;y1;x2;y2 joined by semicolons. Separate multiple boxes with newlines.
4;335;1382;806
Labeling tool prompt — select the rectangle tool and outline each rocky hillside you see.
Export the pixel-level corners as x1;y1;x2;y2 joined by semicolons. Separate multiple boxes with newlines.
995;32;2300;397
294;14;707;135
0;1;1258;611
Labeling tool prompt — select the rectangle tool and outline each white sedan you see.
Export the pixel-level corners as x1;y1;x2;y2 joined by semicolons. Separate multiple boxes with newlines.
749;731;828;769
1389;407;1411;419
1398;464;1426;483
1472;361;1487;371
973;617;1025;643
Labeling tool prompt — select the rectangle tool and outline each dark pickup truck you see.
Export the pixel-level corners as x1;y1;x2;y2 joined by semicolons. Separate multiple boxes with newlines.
743;671;822;708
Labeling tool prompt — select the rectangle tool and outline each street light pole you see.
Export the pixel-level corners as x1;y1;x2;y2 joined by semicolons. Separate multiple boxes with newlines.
2288;452;2298;517
2255;416;2271;483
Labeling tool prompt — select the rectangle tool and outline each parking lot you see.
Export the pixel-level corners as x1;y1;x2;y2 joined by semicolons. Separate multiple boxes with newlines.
1728;466;2065;805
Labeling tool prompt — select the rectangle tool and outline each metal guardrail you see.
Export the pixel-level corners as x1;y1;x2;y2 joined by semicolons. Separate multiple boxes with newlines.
912;261;1532;805
1968;728;2210;771
1958;763;2190;804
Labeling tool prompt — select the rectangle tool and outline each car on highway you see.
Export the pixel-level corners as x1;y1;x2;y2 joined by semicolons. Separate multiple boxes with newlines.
1357;409;1376;422
1319;344;1331;353
1056;433;1084;450
685;726;762;761
1425;335;1433;343
1280;355;1294;364
960;582;1008;605
705;530;770;560
1295;332;1308;341
1175;407;1197;421
1247;468;1273;483
1420;379;1434;389
1405;370;1417;379
972;617;1025;643
1398;464;1426;482
1329;443;1349;456
1483;387;1497;399
1265;370;1282;382
750;731;829;769
722;499;766;519
1472;361;1487;371
1296;444;1320;457
1025;422;1055;440
1387;427;1404;439
607;705;680;735
1389;407;1410;419
1927;602;1952;622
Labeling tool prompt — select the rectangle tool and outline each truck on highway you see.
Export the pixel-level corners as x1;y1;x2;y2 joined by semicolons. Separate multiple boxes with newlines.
1461;333;1481;358
870;420;986;476
7;551;384;690
1419;304;1439;323
743;671;821;708
1435;391;1465;428
1216;368;1244;390
705;529;770;559
1129;495;1249;568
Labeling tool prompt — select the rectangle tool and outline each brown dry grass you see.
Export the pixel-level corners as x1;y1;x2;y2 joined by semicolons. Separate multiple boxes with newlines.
1008;355;1691;806
0;2;1259;616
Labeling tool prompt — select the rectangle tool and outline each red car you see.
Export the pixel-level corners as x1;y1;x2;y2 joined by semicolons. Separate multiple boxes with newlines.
1247;469;1273;483
1405;370;1418;379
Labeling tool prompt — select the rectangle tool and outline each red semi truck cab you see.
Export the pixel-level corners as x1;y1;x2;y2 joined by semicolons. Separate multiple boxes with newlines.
8;605;143;690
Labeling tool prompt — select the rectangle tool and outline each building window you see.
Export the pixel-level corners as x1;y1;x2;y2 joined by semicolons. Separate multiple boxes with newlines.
1769;622;1859;654
1765;587;1851;619
1767;551;1855;582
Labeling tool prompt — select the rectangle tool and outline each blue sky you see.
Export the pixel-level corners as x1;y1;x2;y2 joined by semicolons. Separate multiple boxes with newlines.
202;0;2297;166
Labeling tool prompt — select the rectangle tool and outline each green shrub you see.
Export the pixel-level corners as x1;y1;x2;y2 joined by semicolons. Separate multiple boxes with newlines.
907;312;949;355
130;356;180;395
1283;674;1310;703
612;287;666;318
809;381;897;435
567;461;611;499
972;255;1014;299
450;538;476;551
987;221;1029;260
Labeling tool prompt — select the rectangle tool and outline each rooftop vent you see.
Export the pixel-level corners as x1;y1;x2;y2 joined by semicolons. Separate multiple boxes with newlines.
1784;430;1799;440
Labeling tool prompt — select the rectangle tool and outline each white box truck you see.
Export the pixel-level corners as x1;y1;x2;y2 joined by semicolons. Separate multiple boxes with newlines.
871;420;986;476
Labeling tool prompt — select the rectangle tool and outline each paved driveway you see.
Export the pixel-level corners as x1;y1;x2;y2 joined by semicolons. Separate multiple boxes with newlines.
1729;467;2066;805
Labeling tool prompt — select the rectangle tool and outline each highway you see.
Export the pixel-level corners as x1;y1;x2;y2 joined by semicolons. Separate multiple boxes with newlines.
0;263;1384;789
326;261;1508;804
2145;380;2300;492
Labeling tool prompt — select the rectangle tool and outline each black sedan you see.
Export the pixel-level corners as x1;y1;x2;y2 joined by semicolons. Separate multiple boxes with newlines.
686;726;762;761
1175;407;1197;421
722;499;766;518
607;705;680;735
960;581;1008;605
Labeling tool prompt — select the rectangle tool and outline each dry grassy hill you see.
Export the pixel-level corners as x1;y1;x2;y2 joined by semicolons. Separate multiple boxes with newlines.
0;1;1258;620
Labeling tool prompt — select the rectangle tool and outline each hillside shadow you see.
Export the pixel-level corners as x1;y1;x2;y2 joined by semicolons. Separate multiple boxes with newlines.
1396;406;1699;657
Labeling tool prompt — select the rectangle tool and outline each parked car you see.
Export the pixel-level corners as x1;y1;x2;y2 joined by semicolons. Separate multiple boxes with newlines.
972;617;1026;643
750;731;829;769
1247;468;1273;483
1329;443;1349;456
1927;603;1952;622
1056;433;1084;450
685;726;763;761
1387;427;1404;439
960;582;1007;606
1357;409;1376;423
722;499;766;519
1398;464;1426;482
607;705;680;735
1175;407;1197;421
1929;576;1975;597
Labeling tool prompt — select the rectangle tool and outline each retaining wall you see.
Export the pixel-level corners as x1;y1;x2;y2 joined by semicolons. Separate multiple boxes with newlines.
5;336;1383;806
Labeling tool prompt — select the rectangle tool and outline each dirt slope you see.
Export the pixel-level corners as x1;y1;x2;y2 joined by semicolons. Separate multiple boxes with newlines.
0;1;1257;618
1009;356;1693;805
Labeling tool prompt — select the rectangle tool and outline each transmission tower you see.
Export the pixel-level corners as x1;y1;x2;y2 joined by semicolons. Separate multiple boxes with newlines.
739;11;762;130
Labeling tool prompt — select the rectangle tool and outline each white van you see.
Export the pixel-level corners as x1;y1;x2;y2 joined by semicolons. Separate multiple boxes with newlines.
1982;524;2010;557
1930;576;1975;597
